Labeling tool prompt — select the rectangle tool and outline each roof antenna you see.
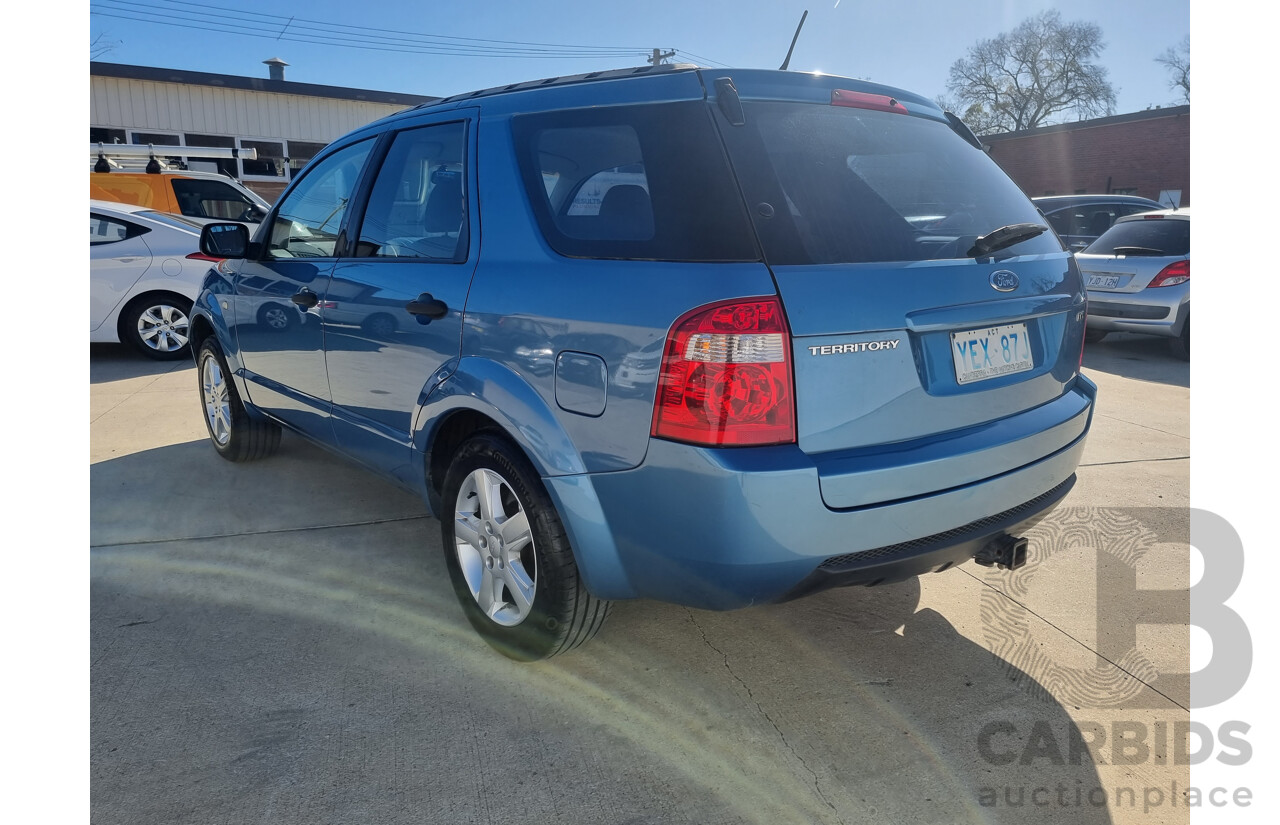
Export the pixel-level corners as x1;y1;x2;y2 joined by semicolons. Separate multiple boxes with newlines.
779;10;809;70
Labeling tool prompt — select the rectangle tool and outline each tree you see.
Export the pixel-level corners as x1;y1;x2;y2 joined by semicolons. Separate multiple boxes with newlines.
91;33;118;60
945;11;1116;135
1156;36;1190;103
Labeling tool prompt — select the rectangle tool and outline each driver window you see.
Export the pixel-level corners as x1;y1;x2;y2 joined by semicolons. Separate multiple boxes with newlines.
267;139;374;259
355;121;468;261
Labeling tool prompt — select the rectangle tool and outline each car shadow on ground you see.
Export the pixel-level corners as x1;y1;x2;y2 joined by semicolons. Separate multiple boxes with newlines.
1082;334;1189;388
92;437;1122;824
90;343;193;385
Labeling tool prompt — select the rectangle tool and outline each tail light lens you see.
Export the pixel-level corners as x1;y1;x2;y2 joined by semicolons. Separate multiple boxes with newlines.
186;252;224;263
1149;260;1189;288
651;297;796;447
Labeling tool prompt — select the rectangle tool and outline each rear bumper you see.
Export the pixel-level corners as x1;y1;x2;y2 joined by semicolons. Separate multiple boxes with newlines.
549;376;1096;609
1087;289;1188;336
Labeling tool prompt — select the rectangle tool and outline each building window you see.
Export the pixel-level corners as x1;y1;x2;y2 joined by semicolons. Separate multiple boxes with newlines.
1111;187;1138;195
241;139;287;179
183;134;238;179
90;127;127;146
286;141;328;176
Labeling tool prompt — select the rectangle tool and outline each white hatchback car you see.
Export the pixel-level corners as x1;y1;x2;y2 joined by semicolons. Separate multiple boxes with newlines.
90;200;221;360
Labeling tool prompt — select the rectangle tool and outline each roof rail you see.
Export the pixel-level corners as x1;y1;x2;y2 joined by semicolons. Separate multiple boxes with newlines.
427;63;702;107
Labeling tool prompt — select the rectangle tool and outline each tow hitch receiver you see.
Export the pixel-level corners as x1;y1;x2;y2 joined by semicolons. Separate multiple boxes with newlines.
974;535;1029;570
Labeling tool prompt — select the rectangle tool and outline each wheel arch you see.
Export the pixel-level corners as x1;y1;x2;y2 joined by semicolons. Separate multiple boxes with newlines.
417;358;634;602
417;357;589;507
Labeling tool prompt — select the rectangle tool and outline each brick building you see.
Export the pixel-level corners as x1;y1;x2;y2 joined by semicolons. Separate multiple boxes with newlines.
983;106;1190;207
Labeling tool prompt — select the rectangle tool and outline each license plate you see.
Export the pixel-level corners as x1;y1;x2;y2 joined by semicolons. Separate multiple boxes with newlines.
1086;273;1122;289
951;323;1034;385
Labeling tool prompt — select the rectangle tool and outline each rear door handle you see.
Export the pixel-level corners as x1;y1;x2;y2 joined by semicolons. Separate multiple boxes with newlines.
291;288;319;308
406;293;448;319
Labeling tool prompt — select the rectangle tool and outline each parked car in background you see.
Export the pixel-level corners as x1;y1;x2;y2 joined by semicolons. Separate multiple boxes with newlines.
1033;194;1165;251
91;168;270;225
90;200;222;360
1075;209;1190;359
188;65;1096;661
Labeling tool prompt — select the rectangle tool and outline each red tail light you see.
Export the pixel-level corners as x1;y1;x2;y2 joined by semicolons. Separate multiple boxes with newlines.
651;297;796;447
1148;260;1189;288
186;252;224;263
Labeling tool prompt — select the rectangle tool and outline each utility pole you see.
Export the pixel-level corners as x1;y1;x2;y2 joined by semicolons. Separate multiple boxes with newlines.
647;48;676;66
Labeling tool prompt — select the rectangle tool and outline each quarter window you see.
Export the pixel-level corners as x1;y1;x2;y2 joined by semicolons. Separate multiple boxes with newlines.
267;139;374;259
90;214;141;245
513;102;757;261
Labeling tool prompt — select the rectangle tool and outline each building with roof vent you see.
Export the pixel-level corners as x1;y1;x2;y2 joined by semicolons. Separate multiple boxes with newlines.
90;62;438;202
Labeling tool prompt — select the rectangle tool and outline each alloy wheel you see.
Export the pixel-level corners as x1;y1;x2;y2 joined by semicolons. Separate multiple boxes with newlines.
452;468;537;627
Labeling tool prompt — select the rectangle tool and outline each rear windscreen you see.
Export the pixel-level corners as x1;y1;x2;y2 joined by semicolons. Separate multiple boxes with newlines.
512;102;757;262
717;102;1063;265
1083;218;1190;256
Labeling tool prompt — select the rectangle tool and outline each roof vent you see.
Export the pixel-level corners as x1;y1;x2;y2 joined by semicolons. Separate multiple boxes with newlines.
263;57;288;81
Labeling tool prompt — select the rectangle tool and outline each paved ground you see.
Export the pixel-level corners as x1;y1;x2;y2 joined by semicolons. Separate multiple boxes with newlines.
90;333;1190;824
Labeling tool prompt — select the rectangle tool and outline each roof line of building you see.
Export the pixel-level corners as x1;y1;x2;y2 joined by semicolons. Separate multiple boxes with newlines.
981;105;1190;142
90;62;438;107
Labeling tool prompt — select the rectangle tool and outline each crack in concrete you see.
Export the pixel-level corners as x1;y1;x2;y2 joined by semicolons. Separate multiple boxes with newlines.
1079;455;1190;468
1095;412;1188;441
961;568;1189;712
89;514;432;549
685;609;847;825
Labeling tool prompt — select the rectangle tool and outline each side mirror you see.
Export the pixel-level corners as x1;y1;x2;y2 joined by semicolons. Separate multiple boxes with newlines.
201;222;250;259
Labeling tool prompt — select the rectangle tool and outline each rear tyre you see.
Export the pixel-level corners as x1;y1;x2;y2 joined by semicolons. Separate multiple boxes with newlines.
441;433;611;660
122;293;193;360
1083;327;1109;344
197;339;281;462
1170;318;1189;360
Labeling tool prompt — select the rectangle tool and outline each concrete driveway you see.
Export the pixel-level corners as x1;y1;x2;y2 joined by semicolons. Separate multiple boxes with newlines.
91;334;1190;825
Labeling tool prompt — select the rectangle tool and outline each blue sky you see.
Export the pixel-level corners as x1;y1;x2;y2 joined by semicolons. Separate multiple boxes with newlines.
90;0;1191;115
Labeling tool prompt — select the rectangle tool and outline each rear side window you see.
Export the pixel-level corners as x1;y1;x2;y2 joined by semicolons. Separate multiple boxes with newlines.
513;102;757;261
1083;218;1190;256
717;101;1062;265
355;121;468;261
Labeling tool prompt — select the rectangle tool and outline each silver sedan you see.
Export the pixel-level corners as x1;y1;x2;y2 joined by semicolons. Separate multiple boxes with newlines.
1075;209;1190;359
90;200;222;360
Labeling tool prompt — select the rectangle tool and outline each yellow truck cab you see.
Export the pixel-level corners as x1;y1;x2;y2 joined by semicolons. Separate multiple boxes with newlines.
90;144;271;223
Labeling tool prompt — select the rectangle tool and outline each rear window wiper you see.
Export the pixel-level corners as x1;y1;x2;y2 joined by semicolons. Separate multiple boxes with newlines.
967;223;1048;258
1110;245;1165;257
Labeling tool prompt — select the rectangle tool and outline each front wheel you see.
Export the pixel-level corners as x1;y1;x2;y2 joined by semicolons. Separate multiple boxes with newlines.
441;433;610;660
197;339;281;462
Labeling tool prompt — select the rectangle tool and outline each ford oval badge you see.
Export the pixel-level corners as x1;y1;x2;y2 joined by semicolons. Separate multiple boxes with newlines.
990;270;1019;292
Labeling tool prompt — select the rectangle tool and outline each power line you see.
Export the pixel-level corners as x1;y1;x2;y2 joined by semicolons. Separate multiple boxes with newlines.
91;0;653;58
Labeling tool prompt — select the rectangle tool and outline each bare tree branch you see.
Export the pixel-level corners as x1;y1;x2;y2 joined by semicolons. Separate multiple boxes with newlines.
945;11;1116;135
1156;36;1190;104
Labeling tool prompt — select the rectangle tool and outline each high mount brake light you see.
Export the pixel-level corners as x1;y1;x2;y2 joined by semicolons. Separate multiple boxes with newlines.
1149;259;1189;288
830;89;909;115
651;298;796;447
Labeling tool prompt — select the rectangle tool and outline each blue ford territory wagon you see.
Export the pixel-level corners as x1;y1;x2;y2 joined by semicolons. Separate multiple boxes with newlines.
192;65;1096;660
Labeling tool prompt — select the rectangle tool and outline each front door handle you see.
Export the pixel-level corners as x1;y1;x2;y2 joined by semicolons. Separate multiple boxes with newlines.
291;288;319;308
406;292;448;319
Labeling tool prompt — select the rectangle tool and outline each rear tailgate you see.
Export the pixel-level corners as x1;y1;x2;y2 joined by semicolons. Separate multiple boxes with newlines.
709;72;1090;507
